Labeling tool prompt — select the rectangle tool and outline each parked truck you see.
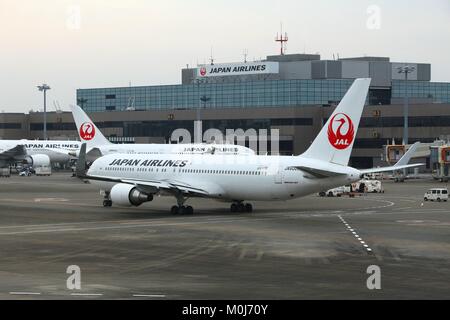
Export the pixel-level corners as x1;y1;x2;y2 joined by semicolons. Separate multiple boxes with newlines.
0;167;11;178
35;166;52;176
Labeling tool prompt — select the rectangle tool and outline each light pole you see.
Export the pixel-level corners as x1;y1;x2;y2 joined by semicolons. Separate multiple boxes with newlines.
397;66;415;145
77;97;88;109
194;79;204;121
200;95;211;112
37;84;51;140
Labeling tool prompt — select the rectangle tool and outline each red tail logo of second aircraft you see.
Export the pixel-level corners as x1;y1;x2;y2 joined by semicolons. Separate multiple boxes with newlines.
327;113;354;150
80;122;95;141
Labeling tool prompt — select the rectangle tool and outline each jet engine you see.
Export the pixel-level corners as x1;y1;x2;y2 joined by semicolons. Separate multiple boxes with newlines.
24;154;51;167
110;183;153;207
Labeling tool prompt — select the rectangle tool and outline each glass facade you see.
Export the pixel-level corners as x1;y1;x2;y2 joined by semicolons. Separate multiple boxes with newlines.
360;116;450;128
77;79;354;112
392;80;450;103
77;79;450;113
28;118;312;136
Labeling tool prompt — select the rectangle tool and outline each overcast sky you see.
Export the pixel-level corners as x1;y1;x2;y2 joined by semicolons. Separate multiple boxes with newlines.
0;0;449;113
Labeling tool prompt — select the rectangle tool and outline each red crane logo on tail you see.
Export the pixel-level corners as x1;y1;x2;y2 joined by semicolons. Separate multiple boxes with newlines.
79;122;95;141
199;67;207;76
327;113;354;150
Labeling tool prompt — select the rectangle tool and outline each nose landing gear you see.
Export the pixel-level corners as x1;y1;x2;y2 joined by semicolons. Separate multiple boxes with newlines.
102;191;112;207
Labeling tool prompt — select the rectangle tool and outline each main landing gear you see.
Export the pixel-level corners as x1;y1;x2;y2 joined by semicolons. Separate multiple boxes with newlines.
171;205;194;215
103;191;112;207
230;202;253;213
171;193;194;215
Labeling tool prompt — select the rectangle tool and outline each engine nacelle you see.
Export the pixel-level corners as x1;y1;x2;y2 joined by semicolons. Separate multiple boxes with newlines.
110;183;153;207
24;154;51;167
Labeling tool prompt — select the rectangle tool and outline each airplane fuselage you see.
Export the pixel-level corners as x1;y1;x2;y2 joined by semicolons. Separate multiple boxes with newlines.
92;143;255;156
88;153;361;201
0;140;81;164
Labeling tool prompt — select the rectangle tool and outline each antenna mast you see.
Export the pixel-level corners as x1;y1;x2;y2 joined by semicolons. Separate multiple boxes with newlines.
275;24;288;55
210;47;214;65
243;49;248;63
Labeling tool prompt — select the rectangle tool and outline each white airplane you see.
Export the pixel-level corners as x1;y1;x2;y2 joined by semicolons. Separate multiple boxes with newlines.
70;104;255;161
0;139;81;168
76;78;424;214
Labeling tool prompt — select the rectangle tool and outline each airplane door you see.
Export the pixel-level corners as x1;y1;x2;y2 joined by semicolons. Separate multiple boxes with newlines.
274;169;283;184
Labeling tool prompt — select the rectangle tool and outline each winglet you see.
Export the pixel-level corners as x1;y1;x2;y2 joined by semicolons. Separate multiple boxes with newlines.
75;143;88;178
394;142;420;167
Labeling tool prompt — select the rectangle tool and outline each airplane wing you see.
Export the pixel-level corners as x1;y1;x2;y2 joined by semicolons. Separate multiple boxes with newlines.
360;163;425;175
86;147;103;159
294;166;346;178
393;142;420;166
45;147;78;158
75;143;214;197
360;142;424;175
81;174;211;197
69;147;103;160
0;144;27;160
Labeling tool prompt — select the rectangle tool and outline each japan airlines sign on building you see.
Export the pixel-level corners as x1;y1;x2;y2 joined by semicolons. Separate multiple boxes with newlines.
197;62;279;78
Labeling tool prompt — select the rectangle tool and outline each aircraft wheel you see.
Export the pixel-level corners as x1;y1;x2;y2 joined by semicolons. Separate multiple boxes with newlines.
230;203;238;213
245;203;253;213
185;206;194;215
171;205;179;215
103;200;112;207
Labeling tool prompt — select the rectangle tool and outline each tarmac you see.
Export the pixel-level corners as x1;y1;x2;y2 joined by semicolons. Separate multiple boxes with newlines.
0;173;449;299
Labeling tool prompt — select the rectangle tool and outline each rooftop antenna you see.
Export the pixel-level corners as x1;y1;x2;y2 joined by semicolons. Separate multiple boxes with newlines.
243;49;248;63
209;47;214;65
275;23;288;55
53;100;62;113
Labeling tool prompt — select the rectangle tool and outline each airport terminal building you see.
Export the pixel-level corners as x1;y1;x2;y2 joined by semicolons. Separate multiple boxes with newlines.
1;53;450;169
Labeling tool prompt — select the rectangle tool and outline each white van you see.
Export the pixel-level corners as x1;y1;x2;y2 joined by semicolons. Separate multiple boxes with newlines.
424;188;448;202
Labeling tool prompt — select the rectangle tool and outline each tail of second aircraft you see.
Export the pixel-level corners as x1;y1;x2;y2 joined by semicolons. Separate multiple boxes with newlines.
301;78;371;166
70;105;111;147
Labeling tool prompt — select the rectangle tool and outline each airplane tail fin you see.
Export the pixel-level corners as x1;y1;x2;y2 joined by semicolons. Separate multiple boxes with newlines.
301;78;371;166
70;105;111;147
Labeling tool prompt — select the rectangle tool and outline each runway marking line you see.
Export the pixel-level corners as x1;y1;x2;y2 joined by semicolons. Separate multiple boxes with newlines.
338;215;373;254
132;294;166;298
10;292;41;295
70;293;103;296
